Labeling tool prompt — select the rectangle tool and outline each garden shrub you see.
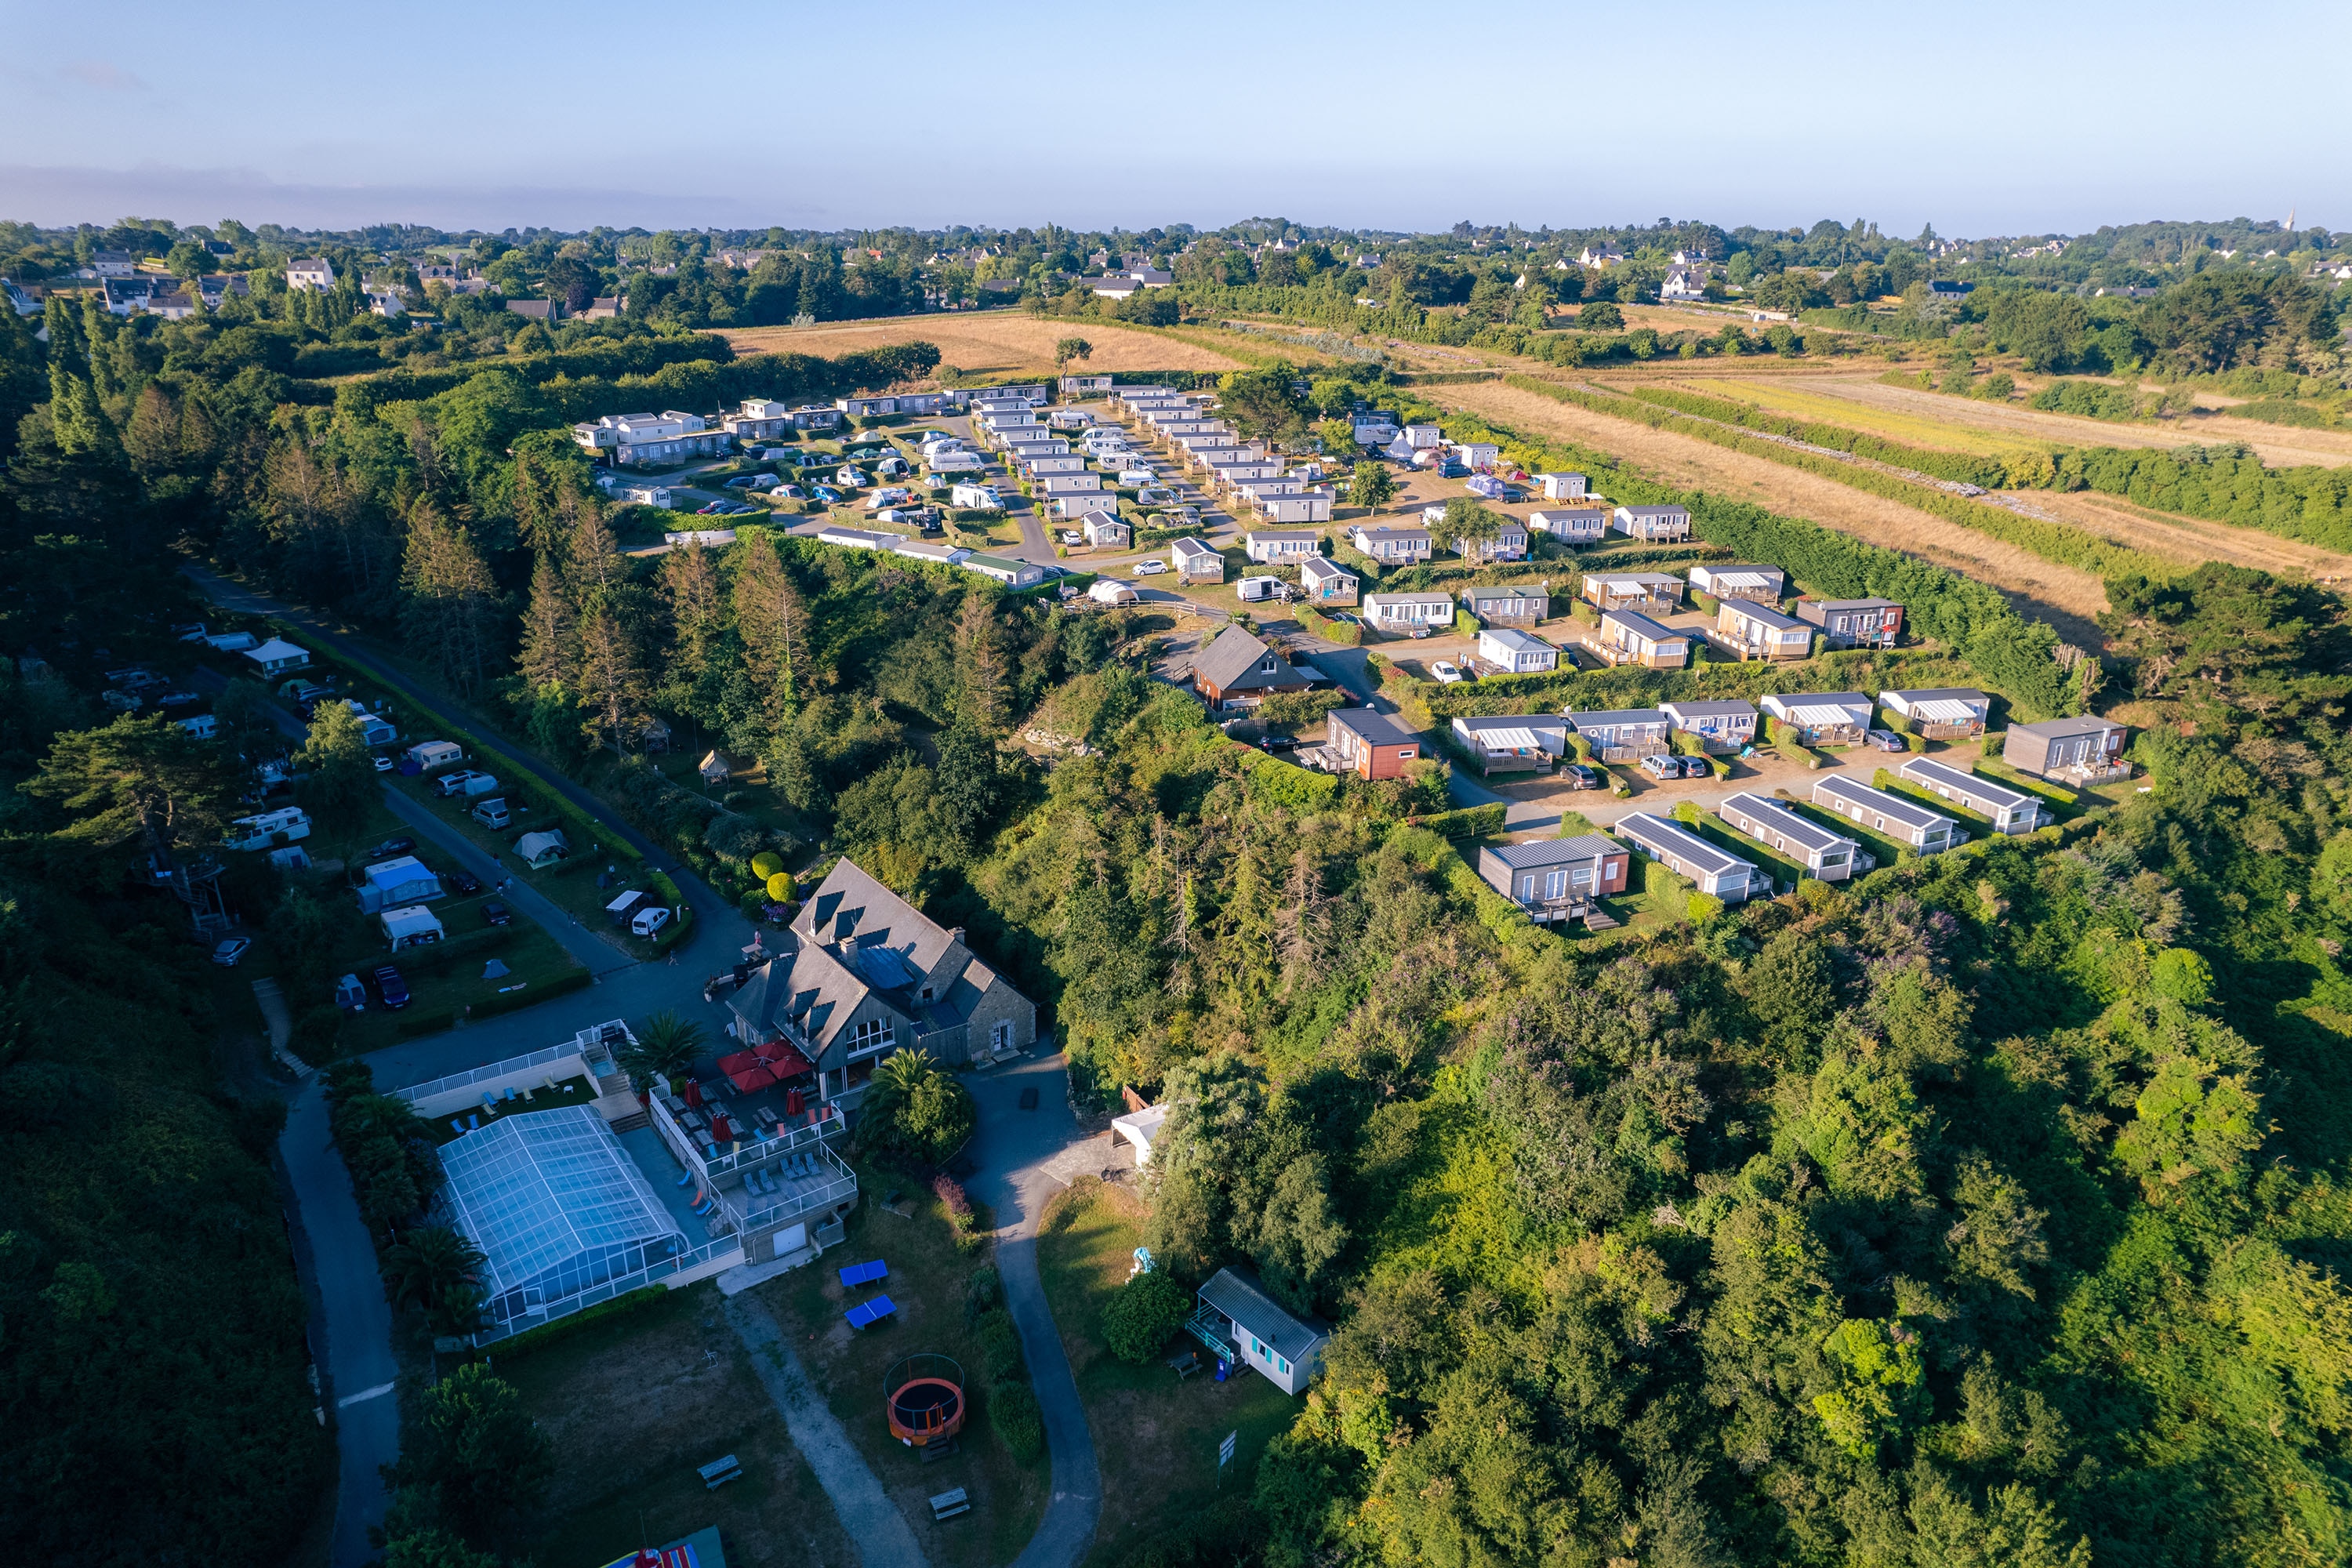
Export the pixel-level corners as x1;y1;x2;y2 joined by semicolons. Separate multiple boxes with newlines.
1102;1269;1190;1363
976;1309;1025;1382
988;1381;1046;1461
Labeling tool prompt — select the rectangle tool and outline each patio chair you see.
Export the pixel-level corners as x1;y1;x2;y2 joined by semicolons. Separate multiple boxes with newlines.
674;1169;695;1187
466;1114;480;1130
449;1120;465;1135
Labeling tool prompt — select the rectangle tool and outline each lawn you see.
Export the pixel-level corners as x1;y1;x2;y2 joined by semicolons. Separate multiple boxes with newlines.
494;1285;860;1568
760;1161;1047;1568
1036;1179;1305;1568
1671;376;2056;459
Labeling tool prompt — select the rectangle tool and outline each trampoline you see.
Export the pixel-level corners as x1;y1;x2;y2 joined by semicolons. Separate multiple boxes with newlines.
886;1353;967;1446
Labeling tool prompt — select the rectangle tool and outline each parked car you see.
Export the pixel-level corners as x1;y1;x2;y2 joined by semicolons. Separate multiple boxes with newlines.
443;868;483;895
360;836;416;860
1640;754;1683;782
1563;764;1603;789
480;899;513;927
1682;755;1715;778
1134;561;1167;576
372;753;395;772
772;484;806;499
632;906;673;938
1867;729;1907;752
434;769;482;797
373;966;410;1009
811;485;844;504
1430;662;1465;684
210;935;253;967
1261;734;1301;753
695;500;731;515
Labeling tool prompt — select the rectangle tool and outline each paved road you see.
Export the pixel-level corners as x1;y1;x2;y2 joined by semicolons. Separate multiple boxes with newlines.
961;1054;1102;1568
285;1071;401;1567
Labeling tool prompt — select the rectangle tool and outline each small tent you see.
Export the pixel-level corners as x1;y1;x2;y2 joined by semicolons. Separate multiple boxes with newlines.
516;829;570;869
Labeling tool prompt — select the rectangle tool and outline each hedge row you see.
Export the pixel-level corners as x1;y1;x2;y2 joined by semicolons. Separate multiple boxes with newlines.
2025;444;2352;553
1298;606;1362;645
393;967;596;1038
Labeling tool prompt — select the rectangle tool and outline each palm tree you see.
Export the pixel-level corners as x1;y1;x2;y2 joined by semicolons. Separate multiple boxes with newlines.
427;1281;488;1341
384;1225;485;1313
621;1010;706;1093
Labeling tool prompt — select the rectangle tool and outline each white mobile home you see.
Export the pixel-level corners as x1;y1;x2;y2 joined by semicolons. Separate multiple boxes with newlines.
1661;699;1759;749
1896;757;2045;834
1878;688;1991;738
1613;813;1762;902
1760;691;1872;745
1810;776;1958;852
1244;531;1323;565
1718;793;1858;880
1528;507;1610;543
1476;627;1559;673
1360;591;1455;633
1171;535;1224;583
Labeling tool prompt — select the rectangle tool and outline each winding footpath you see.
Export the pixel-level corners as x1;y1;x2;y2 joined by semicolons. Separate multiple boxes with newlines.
964;1055;1105;1568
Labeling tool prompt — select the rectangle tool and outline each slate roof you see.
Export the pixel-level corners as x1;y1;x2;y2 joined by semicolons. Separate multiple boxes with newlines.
1192;625;1306;693
1483;834;1621;869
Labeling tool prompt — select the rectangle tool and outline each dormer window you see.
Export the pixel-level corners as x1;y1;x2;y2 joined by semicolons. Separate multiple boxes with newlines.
1260;656;1276;673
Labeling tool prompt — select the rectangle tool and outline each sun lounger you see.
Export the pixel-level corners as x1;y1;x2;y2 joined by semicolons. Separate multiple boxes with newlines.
466;1114;480;1129
837;1260;888;1288
481;1091;498;1110
844;1294;897;1330
675;1169;695;1186
503;1085;518;1102
450;1120;466;1135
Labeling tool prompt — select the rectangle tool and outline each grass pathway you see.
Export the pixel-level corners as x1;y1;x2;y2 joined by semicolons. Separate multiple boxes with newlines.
724;1291;930;1568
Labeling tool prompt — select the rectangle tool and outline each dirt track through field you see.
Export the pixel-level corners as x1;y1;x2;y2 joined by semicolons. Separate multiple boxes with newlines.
720;315;1243;376
1435;379;2115;637
1797;375;2352;469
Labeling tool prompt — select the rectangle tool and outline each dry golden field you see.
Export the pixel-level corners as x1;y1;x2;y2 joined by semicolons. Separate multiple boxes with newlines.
720;314;1246;375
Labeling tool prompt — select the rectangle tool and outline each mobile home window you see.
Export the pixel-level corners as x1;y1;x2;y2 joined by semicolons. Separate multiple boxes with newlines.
1544;870;1567;899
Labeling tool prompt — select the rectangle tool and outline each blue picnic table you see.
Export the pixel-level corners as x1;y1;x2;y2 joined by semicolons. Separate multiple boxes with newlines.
845;1294;897;1330
837;1259;889;1289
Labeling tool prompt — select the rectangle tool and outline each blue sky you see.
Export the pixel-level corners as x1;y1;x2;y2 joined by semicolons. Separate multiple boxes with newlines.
2;0;2339;238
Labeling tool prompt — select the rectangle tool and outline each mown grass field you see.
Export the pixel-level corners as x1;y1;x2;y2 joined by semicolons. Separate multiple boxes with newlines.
1656;376;2060;458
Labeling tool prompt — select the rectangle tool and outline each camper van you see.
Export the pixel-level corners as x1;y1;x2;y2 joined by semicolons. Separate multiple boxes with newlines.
1237;575;1281;603
225;808;311;851
176;713;219;740
470;797;511;830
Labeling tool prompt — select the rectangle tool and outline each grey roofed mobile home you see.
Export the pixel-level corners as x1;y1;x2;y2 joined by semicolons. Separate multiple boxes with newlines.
1687;564;1787;601
1878;688;1991;732
1195;1266;1330;1395
1896;757;2045;834
1809;776;1958;851
1563;707;1671;746
1718;792;1858;880
1661;699;1759;742
1460;583;1548;626
1760;691;1872;739
1613;812;1762;901
1475;834;1632;913
1451;713;1573;772
2002;715;2128;780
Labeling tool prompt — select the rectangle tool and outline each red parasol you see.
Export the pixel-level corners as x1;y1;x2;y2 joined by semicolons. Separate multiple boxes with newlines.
710;1112;735;1143
786;1087;804;1117
758;1041;815;1078
717;1048;764;1077
725;1062;777;1094
682;1079;702;1109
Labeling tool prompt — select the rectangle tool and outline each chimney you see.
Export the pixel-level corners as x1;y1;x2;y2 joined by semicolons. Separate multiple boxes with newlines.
949;927;967;946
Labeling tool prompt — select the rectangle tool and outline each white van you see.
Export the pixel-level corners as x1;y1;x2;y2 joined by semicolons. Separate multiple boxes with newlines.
631;906;673;938
177;714;219;740
470;797;510;830
1237;575;1280;603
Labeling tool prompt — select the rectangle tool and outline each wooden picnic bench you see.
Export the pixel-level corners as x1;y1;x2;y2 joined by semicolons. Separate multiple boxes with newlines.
1168;1350;1202;1381
699;1454;743;1490
930;1486;971;1522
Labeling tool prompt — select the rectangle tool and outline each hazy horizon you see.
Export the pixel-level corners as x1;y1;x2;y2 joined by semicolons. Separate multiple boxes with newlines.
3;0;2339;240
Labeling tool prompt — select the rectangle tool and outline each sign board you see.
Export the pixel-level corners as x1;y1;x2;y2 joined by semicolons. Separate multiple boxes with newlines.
1219;1430;1237;1467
